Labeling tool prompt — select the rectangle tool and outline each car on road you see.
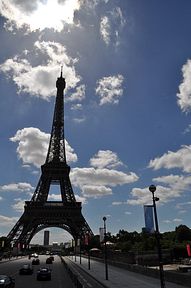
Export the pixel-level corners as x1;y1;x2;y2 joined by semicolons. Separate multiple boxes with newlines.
36;267;51;281
19;264;33;275
31;253;38;258
46;257;53;264
0;275;15;287
32;258;40;265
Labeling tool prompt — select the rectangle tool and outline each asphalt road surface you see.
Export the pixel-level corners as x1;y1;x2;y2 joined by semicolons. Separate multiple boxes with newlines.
0;255;75;288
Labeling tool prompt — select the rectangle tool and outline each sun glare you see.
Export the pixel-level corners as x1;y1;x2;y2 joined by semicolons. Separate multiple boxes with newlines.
9;0;80;32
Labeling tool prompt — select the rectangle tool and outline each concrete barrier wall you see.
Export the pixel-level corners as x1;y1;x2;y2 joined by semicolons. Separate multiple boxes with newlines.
60;256;83;288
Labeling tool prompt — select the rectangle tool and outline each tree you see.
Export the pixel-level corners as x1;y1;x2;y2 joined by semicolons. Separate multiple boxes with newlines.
175;225;191;243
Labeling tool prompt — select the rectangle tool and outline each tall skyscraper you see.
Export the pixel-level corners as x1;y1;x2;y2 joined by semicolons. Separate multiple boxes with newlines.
44;230;50;246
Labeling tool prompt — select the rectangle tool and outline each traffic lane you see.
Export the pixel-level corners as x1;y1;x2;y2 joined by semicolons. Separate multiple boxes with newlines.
0;255;75;288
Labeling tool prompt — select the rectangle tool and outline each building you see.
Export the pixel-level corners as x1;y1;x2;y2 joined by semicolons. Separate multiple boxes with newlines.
43;230;50;246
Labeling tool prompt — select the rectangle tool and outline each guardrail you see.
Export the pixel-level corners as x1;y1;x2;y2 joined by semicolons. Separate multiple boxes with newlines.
60;256;83;288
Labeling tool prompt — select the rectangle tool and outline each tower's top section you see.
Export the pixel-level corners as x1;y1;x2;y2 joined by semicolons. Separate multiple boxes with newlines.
56;66;66;90
45;70;67;164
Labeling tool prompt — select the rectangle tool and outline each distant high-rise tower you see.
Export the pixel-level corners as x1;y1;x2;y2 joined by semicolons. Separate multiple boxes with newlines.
7;70;93;247
44;230;50;246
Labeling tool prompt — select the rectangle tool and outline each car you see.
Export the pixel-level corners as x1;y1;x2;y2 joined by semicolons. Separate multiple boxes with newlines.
49;255;54;261
36;267;51;281
19;264;33;275
46;257;53;264
0;275;15;287
31;253;38;258
32;258;40;265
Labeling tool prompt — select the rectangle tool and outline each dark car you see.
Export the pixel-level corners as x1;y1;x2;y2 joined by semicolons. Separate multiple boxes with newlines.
46;257;53;264
32;258;40;265
19;264;33;275
0;275;15;287
36;267;51;281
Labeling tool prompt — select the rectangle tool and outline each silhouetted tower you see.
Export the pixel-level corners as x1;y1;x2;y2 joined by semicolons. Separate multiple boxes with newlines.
7;70;93;247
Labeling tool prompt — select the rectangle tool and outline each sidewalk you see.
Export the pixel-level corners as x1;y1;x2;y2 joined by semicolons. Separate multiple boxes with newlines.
0;256;24;264
66;256;187;288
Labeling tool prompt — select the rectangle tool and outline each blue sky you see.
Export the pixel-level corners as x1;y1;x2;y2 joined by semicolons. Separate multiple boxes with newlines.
1;0;191;245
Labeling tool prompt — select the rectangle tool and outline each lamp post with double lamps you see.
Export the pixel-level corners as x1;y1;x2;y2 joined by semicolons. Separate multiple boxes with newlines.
103;216;108;280
149;184;165;288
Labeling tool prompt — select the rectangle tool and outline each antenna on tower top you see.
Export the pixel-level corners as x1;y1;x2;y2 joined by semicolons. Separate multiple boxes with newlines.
61;65;63;78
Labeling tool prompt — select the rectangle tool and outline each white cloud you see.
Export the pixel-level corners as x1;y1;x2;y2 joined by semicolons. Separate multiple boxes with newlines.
70;166;138;198
0;0;81;32
100;16;110;45
176;201;191;209
12;198;26;212
127;173;191;206
65;140;78;163
81;185;112;198
73;117;86;123
112;7;126;27
48;194;62;201
125;211;132;215
82;0;102;9
0;182;34;193
163;220;171;224
112;201;124;205
177;59;191;112
100;7;126;46
75;194;87;204
95;74;124;105
71;167;138;188
71;103;83;110
0;215;18;227
0;41;80;100
148;145;191;173
66;85;86;102
183;124;191;134
127;185;178;206
178;210;187;214
10;127;49;168
10;127;77;168
173;218;182;222
153;174;191;192
90;150;123;169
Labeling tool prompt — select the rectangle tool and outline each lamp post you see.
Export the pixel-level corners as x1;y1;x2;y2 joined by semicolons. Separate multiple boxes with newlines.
103;216;108;280
149;185;165;288
88;248;91;270
74;239;76;262
79;237;81;264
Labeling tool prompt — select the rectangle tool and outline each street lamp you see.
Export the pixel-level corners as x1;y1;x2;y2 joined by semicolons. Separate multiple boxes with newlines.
149;185;165;288
79;237;82;264
103;216;108;280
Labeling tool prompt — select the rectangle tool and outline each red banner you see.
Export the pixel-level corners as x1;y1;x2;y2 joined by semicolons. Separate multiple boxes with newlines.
187;244;191;257
84;233;90;245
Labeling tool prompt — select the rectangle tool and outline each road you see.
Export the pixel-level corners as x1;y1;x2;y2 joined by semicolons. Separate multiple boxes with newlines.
0;255;75;288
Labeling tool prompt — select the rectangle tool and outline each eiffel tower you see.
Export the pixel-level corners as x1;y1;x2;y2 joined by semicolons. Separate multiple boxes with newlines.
7;70;93;247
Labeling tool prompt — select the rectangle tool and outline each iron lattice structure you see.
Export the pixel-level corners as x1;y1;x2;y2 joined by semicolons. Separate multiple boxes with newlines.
7;72;93;247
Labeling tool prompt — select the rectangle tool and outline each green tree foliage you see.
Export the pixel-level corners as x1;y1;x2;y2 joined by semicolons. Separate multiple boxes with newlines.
89;235;101;249
107;225;191;253
175;225;191;242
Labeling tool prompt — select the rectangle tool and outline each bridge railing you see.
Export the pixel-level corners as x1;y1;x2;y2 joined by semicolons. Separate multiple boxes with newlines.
60;256;83;288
